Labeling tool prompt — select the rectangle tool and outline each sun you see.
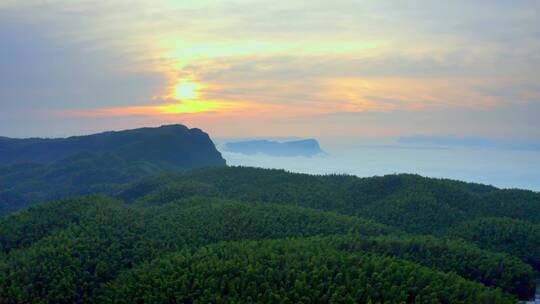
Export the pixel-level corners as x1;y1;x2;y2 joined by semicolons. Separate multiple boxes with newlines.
174;82;201;100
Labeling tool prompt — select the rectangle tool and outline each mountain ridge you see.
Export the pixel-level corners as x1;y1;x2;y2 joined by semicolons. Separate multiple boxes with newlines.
0;124;226;168
0;124;226;214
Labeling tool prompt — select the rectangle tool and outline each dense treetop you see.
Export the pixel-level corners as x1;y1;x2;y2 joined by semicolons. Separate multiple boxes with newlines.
0;148;539;302
119;166;540;230
101;238;516;304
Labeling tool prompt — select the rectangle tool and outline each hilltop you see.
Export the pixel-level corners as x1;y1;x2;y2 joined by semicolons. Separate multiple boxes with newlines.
0;124;225;168
0;124;225;214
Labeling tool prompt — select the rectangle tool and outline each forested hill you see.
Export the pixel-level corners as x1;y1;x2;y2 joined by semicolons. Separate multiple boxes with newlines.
0;125;226;214
0;124;225;168
0;166;539;303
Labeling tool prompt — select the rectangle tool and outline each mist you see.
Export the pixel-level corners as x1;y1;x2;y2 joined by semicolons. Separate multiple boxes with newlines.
217;136;540;191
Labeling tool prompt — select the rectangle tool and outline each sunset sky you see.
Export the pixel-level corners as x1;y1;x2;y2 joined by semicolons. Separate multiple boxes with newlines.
1;0;539;139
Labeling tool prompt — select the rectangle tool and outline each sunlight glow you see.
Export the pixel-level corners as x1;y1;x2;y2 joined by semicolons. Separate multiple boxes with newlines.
158;100;222;114
174;82;201;100
160;40;379;70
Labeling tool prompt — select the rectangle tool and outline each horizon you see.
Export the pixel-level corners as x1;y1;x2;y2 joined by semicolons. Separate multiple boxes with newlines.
4;122;539;192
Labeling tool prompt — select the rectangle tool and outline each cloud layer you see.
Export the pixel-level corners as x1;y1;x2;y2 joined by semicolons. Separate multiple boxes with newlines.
1;0;539;138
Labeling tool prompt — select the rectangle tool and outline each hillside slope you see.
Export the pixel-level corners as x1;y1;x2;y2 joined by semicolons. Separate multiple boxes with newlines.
0;195;533;303
0;165;539;302
0;124;225;168
119;167;540;271
0;125;226;214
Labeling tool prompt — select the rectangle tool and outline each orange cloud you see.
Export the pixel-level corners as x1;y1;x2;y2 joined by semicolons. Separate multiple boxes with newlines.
322;77;503;112
59;99;288;119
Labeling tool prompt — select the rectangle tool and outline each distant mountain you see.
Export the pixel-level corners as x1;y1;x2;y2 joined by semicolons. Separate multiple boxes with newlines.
398;136;540;151
0;124;226;168
223;139;323;156
0;124;225;214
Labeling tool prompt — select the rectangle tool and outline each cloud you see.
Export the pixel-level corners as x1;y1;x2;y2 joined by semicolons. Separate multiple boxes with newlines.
0;7;165;111
0;0;539;138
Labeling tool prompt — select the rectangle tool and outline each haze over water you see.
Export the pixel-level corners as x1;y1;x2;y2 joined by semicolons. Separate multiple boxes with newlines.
219;138;540;191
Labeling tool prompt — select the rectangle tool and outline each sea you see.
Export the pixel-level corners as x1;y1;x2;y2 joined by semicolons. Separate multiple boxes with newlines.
217;137;540;192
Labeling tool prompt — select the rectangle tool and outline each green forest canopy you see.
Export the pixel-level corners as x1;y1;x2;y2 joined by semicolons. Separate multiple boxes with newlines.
0;166;539;303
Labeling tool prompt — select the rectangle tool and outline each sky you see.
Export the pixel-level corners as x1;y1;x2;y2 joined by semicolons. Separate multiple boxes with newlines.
1;0;539;139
